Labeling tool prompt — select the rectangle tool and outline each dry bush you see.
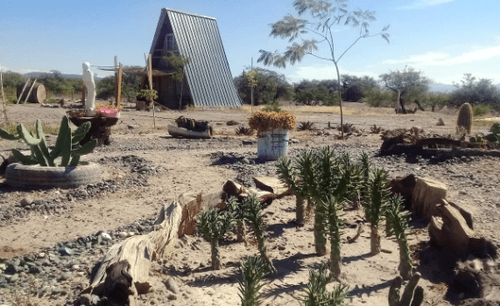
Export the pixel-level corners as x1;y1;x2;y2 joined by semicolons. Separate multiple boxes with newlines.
248;111;296;135
297;121;316;131
235;126;255;136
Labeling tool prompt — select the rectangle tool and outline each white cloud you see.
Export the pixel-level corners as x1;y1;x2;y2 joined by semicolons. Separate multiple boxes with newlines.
398;0;455;10
382;45;500;67
0;64;9;72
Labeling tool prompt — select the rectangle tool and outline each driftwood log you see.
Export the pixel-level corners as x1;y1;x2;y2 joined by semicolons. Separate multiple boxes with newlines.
81;202;183;305
168;125;212;139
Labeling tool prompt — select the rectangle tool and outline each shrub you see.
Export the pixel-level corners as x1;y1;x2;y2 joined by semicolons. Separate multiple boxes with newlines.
361;88;395;107
472;104;490;117
295;87;340;106
302;265;350;306
248;111;296;135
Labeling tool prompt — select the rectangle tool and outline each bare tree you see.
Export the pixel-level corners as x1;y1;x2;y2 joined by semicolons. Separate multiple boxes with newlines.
379;66;431;114
257;0;389;137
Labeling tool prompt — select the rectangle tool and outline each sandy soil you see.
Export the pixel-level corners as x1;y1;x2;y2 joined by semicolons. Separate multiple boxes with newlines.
0;100;498;306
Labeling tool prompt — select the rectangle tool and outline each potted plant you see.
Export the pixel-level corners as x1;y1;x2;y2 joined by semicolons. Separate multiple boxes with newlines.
248;108;296;160
0;116;100;189
95;102;122;118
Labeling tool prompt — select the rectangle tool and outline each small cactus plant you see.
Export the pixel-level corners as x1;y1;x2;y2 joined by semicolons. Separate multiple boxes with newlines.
302;265;350;306
364;168;391;255
388;272;424;306
457;102;473;135
243;195;276;275
0;116;96;167
196;207;234;270
238;256;265;306
386;194;413;280
226;196;247;243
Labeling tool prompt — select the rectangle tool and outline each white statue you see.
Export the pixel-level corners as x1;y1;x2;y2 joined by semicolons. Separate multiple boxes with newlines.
82;62;96;116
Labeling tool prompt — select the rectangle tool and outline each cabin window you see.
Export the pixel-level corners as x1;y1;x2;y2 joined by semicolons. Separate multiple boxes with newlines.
165;34;177;50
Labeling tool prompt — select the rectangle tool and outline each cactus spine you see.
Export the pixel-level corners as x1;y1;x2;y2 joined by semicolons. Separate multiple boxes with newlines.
457;102;473;135
0;116;96;167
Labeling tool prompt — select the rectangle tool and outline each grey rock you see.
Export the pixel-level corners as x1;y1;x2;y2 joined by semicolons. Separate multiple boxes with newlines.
167;293;178;301
79;293;92;305
165;277;180;294
6;263;20;274
9;274;19;282
28;264;42;274
242;139;255;145
20;196;33;207
59;271;72;281
58;247;72;256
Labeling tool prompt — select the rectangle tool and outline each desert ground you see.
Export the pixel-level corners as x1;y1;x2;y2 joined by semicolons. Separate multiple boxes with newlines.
0;100;499;306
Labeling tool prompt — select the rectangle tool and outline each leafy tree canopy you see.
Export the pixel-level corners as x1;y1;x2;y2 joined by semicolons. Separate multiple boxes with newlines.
450;73;500;108
257;0;389;136
234;67;294;105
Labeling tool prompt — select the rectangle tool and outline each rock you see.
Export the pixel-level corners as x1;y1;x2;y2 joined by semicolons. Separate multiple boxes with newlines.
6;263;20;274
20;196;34;207
9;274;19;282
100;232;112;241
118;232;128;239
290;139;300;144
167;293;178;300
253;176;291;197
59;271;72;281
428;200;479;253
226;120;239;126
28;265;42;274
242;139;255;145
412;177;447;218
222;179;245;197
58;247;72;256
437;118;446;126
389;174;417;210
79;293;92;305
165;277;180;294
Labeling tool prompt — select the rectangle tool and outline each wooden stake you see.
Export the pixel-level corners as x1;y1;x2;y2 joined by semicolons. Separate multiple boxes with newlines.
116;63;123;108
23;78;37;104
0;72;9;127
114;55;118;100
16;78;30;104
82;81;86;108
147;54;155;129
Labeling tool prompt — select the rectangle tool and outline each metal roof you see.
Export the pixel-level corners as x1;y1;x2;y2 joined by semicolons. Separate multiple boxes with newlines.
149;8;242;108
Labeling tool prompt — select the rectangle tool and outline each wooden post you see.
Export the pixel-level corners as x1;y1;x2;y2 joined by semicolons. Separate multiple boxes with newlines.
0;72;9;127
23;78;37;104
116;63;123;108
16;78;30;104
147;54;155;129
114;56;118;101
82;81;86;108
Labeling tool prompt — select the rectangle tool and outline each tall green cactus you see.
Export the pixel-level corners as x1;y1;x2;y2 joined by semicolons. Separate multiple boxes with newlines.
0;116;96;167
386;194;412;280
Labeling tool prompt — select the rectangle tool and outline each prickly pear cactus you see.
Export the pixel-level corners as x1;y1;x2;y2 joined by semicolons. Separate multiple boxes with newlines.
457;103;473;135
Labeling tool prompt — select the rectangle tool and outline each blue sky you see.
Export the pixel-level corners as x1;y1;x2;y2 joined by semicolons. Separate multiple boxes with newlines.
1;0;499;85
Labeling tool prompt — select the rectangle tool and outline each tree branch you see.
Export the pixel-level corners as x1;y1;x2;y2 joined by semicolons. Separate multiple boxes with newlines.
307;52;334;62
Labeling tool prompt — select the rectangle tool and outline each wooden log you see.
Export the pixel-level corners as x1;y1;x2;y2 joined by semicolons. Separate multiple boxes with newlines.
16;78;30;104
23;79;37;104
82;202;183;305
168;125;212;139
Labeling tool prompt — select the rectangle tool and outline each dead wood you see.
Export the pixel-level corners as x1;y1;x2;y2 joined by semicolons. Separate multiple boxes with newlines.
82;202;183;305
168;125;213;139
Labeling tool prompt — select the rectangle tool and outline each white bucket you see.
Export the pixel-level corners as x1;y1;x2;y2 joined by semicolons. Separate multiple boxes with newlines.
257;128;289;161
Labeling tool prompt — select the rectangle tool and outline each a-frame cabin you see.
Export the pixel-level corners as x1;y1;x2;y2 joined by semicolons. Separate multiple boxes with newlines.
148;8;242;109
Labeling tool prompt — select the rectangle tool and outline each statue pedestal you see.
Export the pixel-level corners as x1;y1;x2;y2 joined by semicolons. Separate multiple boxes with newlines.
69;115;119;146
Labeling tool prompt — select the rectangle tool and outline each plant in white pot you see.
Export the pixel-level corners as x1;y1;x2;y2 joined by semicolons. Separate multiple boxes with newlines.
0;116;100;189
248;107;296;161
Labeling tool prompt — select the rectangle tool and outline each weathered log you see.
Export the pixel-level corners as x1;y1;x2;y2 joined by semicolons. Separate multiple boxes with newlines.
168;125;212;139
253;176;292;198
82;202;183;305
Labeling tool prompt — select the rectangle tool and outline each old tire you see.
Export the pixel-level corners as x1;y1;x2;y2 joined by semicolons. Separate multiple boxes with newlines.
5;162;101;189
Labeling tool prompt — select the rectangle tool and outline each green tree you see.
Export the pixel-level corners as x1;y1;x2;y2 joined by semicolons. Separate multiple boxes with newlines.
341;74;379;101
379;67;431;114
1;72;26;88
450;73;500;109
257;0;389;138
164;52;190;109
425;93;450;112
234;68;293;105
